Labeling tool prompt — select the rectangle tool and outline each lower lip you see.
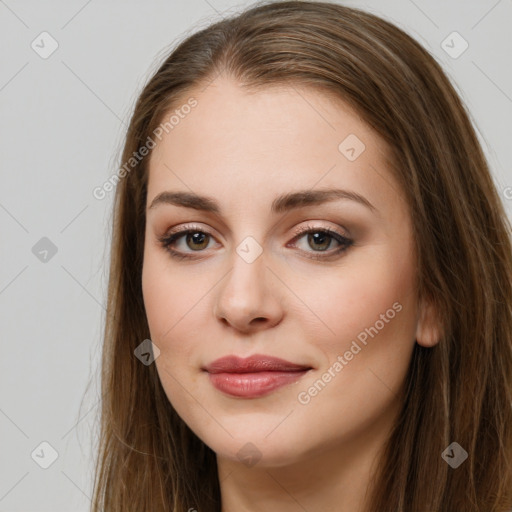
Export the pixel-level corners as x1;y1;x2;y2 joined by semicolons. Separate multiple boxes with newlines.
206;370;310;398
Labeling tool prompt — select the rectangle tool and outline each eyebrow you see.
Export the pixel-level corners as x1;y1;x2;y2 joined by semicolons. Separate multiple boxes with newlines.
147;188;377;215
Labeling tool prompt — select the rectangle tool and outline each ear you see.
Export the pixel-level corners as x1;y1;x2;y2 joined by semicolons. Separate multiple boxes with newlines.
415;297;442;348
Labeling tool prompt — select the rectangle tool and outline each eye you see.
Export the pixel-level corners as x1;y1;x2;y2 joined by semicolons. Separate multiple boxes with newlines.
287;223;353;260
158;224;216;260
158;223;353;261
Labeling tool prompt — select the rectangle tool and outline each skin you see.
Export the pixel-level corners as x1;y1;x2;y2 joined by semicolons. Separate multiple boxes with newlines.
142;75;440;512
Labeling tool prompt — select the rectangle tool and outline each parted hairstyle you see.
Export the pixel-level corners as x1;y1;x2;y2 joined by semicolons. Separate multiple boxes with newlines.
91;1;512;510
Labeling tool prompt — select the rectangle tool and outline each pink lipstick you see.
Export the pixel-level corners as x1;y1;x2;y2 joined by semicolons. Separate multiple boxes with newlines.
203;354;312;398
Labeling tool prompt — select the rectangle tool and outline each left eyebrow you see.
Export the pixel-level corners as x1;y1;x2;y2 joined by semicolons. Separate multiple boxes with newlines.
147;188;378;215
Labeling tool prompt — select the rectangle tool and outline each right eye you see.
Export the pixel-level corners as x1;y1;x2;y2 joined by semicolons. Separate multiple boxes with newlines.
158;225;219;260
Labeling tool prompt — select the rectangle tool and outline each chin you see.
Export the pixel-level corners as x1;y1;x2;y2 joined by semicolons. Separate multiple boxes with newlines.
214;440;305;469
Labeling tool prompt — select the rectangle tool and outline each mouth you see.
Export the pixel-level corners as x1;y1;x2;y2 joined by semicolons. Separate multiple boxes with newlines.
202;354;313;398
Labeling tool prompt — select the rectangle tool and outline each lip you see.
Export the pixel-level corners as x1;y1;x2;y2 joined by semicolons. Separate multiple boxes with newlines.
203;354;311;373
203;354;312;398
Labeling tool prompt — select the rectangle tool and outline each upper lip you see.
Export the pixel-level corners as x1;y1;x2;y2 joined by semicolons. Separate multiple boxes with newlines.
203;354;312;374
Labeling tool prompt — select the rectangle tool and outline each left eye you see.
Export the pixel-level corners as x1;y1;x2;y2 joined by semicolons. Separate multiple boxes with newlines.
286;226;353;260
290;228;348;253
158;225;353;261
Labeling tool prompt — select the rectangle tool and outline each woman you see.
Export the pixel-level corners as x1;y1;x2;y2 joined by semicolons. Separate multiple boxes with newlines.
91;1;512;510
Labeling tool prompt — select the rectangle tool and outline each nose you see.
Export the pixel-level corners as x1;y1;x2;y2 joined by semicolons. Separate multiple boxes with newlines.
213;247;284;334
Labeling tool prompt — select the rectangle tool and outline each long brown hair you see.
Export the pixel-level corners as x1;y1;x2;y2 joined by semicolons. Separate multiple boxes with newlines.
91;1;512;510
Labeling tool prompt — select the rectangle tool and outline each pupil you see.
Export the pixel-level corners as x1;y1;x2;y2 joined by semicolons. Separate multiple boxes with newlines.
188;232;208;250
309;232;329;251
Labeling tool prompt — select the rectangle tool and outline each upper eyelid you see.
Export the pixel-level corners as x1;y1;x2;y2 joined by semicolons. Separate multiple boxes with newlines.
163;222;349;240
161;223;350;250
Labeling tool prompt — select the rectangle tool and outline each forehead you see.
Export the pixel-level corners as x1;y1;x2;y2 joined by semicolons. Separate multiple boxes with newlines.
146;77;399;216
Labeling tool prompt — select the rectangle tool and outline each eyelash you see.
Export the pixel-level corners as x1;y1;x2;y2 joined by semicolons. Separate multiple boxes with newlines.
157;223;353;261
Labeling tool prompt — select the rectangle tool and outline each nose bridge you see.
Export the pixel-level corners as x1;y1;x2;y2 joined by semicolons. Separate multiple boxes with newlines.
214;237;283;330
224;242;268;309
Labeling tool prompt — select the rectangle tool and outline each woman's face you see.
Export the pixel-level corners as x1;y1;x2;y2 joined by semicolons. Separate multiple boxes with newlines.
142;77;434;468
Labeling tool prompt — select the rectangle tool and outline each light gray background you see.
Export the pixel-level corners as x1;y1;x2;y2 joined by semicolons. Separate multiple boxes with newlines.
1;0;511;510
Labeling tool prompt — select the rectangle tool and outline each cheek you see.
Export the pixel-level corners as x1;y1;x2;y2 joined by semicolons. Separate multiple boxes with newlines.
142;245;198;338
294;251;416;349
142;254;208;413
141;249;213;373
142;250;184;368
296;249;419;412
142;250;174;339
290;263;417;437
